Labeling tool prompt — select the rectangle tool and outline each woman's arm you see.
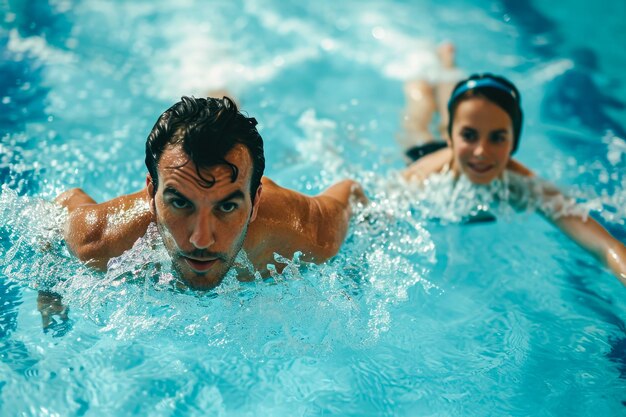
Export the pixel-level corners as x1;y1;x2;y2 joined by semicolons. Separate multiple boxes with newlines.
510;162;626;285
530;175;626;286
551;213;626;285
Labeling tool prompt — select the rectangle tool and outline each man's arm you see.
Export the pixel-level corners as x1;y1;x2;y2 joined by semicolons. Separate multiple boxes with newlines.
56;188;153;270
308;179;366;261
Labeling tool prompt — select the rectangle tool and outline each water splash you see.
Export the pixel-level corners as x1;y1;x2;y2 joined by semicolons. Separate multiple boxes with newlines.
0;177;439;350
399;169;594;223
0;186;76;289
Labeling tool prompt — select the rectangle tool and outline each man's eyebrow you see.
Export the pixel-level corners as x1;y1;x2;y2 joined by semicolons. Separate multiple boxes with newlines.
218;190;245;203
163;186;189;200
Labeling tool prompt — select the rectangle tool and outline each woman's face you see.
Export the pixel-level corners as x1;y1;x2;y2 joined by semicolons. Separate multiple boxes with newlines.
449;97;515;184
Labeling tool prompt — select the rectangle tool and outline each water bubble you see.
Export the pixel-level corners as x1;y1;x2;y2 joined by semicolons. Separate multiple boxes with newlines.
372;26;386;40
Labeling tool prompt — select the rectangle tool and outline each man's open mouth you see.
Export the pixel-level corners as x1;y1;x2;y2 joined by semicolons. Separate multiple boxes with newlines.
183;257;218;273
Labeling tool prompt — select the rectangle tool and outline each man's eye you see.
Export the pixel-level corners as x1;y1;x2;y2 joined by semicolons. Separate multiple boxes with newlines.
219;202;238;213
171;198;189;209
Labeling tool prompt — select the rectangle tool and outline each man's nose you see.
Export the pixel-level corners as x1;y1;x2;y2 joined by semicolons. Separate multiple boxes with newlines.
189;210;216;249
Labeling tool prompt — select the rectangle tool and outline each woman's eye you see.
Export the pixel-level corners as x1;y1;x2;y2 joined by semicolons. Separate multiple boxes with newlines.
219;202;238;213
461;130;477;141
171;198;189;209
491;133;507;143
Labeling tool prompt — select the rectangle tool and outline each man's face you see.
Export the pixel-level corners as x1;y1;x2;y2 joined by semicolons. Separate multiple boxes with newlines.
147;144;262;290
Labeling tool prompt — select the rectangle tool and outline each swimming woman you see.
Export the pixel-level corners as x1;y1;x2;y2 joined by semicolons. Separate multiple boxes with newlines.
401;48;626;285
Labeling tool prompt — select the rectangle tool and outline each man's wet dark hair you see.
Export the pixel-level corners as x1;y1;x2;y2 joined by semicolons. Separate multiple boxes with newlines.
447;73;523;154
145;96;265;199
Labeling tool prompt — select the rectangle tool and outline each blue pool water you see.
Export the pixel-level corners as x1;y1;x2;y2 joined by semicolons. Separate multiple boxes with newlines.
1;1;626;416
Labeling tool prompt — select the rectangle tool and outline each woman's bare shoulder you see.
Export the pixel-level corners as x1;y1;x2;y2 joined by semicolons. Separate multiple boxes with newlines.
403;147;452;183
506;158;535;177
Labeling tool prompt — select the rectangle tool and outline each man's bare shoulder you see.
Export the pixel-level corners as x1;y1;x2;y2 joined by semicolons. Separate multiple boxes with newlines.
403;147;452;182
247;178;312;239
59;188;154;269
245;177;348;267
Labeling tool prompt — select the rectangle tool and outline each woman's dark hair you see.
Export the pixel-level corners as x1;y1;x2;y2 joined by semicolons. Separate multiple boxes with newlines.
447;73;523;154
145;96;265;200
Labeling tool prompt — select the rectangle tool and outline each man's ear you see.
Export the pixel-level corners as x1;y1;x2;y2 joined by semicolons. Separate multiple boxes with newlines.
146;175;156;215
249;184;263;223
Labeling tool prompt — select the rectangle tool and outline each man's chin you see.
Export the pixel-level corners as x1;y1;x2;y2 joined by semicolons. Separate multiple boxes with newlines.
178;272;226;290
172;262;230;290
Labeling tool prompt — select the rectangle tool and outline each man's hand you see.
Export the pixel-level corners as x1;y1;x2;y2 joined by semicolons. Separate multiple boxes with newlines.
37;291;70;334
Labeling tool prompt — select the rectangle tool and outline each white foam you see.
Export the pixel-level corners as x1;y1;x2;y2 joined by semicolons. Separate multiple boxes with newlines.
7;29;75;64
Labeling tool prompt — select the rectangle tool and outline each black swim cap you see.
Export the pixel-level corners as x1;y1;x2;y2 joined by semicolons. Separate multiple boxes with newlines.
447;74;523;154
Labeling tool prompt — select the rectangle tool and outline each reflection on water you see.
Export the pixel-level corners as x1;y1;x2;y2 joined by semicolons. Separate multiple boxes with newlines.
1;0;626;415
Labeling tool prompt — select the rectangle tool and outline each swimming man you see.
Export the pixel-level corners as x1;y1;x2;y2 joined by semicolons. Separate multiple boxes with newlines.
56;96;363;290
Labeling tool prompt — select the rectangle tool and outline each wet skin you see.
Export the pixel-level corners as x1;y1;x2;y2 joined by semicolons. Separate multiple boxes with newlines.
147;144;261;290
449;97;515;184
57;146;360;290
